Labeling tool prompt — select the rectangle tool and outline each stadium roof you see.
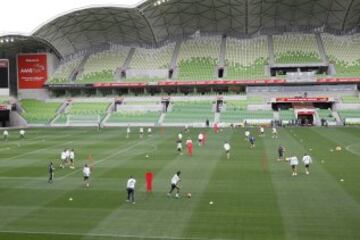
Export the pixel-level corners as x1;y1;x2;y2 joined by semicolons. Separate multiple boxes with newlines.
2;0;360;57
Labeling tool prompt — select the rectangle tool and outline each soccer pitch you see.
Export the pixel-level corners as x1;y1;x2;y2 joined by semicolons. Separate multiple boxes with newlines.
0;127;360;240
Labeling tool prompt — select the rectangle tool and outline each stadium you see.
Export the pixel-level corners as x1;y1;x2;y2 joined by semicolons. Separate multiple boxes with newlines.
0;0;360;239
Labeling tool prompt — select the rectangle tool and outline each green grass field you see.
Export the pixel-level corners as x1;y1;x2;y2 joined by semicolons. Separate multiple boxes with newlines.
1;127;360;240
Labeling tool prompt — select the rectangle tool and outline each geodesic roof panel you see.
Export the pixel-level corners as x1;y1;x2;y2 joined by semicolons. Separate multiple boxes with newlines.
31;0;360;57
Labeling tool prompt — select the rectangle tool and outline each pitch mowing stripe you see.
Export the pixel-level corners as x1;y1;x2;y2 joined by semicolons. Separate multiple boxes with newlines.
0;229;234;240
84;129;225;240
1;132;176;238
264;128;360;240
183;129;285;240
0;131;156;230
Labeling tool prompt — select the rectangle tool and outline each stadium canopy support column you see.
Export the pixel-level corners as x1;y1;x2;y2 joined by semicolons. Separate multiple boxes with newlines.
194;87;197;94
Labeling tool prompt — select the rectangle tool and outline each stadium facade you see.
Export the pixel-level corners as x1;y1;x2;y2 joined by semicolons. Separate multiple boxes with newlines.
0;0;360;127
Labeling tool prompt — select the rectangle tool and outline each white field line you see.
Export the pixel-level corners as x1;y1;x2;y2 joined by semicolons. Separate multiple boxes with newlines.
0;129;91;152
58;137;160;180
0;229;232;240
4;140;74;161
345;143;360;155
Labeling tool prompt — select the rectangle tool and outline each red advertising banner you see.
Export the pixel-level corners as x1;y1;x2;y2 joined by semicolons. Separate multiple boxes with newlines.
93;82;146;88
317;77;360;83
276;97;329;103
17;54;47;89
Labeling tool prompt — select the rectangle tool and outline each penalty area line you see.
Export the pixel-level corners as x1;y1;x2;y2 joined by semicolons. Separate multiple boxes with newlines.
0;230;229;240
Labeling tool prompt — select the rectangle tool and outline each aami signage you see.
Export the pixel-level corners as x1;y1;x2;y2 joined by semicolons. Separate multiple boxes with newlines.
17;54;48;89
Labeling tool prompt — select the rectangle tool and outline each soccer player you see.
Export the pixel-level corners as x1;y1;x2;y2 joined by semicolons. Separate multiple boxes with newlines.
198;133;204;146
145;171;153;193
126;176;136;204
139;127;144;138
244;130;250;141
177;139;183;155
168;171;181;198
186;138;193;156
249;135;256;148
177;132;183;142
83;164;91;187
3;130;8;141
60;149;67;168
302;153;313;175
272;127;278;138
286;156;299;176
126;125;131;138
147;127;152;137
69;149;75;169
48;162;55;183
65;149;71;167
259;126;265;136
278;145;285;161
224;141;231;159
19;129;25;139
213;122;219;134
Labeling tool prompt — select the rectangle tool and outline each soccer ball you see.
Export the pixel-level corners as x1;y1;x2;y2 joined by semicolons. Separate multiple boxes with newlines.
187;192;192;198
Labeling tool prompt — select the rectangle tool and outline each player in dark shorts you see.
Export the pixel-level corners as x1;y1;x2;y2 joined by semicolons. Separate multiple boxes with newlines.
48;162;55;183
249;135;256;148
278;145;285;161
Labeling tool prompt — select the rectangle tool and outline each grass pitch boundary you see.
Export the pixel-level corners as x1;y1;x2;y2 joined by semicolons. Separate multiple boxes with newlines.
0;230;233;240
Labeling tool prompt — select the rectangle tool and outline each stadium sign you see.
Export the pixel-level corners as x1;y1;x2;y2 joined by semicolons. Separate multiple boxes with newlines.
17;54;48;89
275;97;330;103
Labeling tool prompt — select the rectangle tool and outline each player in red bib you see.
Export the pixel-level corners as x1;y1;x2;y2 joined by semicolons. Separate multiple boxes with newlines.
145;171;153;192
186;138;193;156
213;122;219;134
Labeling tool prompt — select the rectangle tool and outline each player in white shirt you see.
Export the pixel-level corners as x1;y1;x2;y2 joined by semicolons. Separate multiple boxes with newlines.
126;176;136;204
286;156;299;176
3;130;8;141
177;140;183;155
83;164;91;187
259;127;265;136
147;127;152;136
272;128;277;138
19;129;25;139
224;141;231;159
69;149;75;169
198;133;204;146
139;127;144;138
60;150;67;168
126;125;131;138
302;153;313;175
168;171;181;198
178;132;183;142
244;130;250;141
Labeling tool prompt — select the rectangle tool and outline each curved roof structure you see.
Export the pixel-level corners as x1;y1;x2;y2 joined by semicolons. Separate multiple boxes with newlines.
8;0;360;57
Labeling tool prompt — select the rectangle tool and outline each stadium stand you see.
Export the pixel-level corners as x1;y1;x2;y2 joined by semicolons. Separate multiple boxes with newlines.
164;101;214;123
317;108;335;122
177;36;221;80
220;109;273;123
20;99;60;124
322;33;360;77
77;45;130;83
338;110;360;120
279;109;295;121
341;95;360;103
225;36;268;80
126;43;175;82
108;111;160;124
47;53;85;84
273;33;322;64
54;102;110;124
107;101;162;124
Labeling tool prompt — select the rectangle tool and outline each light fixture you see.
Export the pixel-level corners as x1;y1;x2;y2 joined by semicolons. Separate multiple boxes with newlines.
0;39;3;43
10;38;14;42
5;38;9;43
